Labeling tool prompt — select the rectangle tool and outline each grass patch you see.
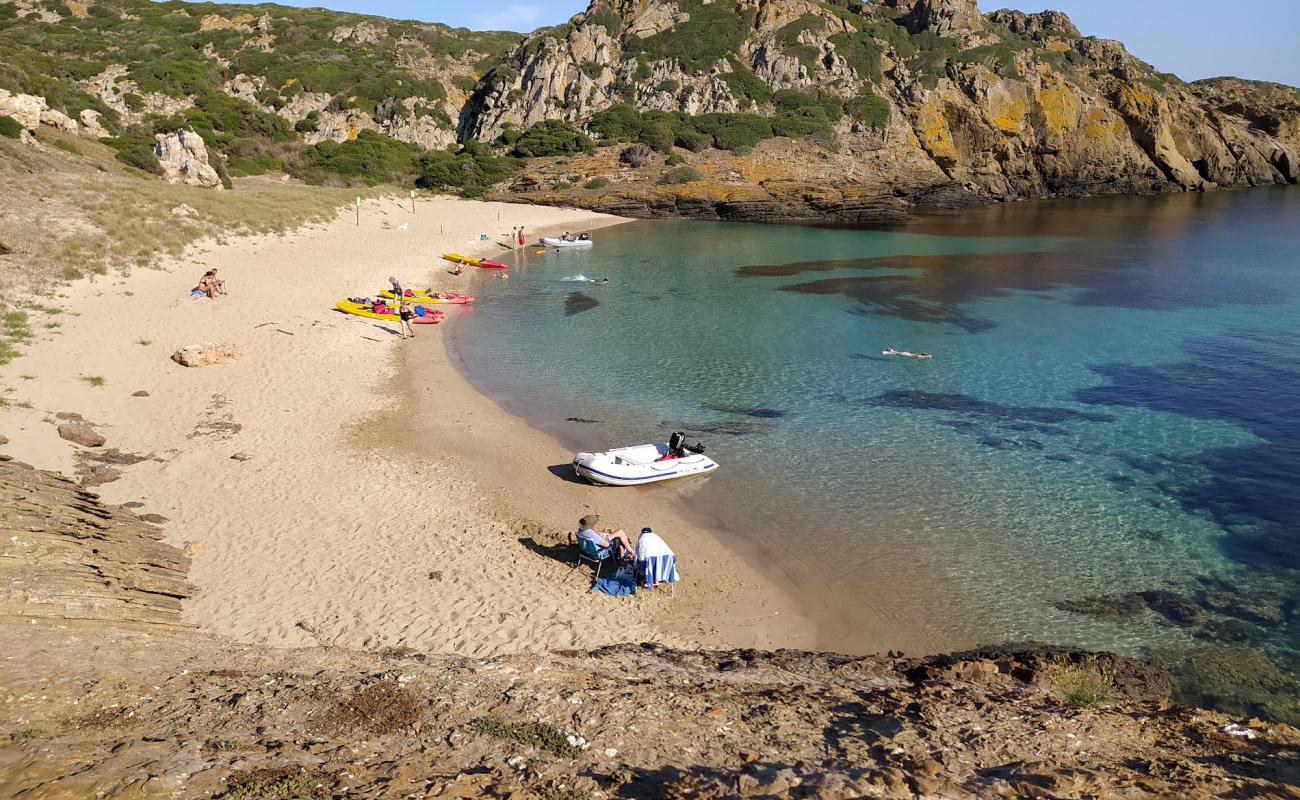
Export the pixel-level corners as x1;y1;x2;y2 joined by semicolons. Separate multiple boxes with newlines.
136;338;151;346
331;682;422;734
53;139;81;155
1;311;32;365
658;166;702;185
1049;655;1115;709
9;728;47;741
0;116;23;139
471;716;582;758
220;766;326;799
79;374;105;387
582;177;609;189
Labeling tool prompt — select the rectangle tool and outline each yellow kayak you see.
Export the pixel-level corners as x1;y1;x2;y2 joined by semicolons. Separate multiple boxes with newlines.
442;253;480;265
378;290;473;304
335;299;445;324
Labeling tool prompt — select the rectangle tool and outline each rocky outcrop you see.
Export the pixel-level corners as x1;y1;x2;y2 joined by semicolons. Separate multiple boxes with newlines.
77;108;110;138
153;129;223;188
0;89;45;131
474;0;1298;222
0;462;193;626
56;422;105;448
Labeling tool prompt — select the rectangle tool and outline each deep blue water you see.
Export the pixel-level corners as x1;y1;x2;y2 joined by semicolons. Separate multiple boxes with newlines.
448;189;1300;714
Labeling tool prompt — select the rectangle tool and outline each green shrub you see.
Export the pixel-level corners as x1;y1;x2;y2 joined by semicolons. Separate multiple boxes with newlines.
776;14;825;72
295;129;422;186
501;119;593;157
583;5;621;33
637;118;675;153
578;61;604;80
115;145;162;175
1050;656;1115;709
846;93;891;129
471;717;581;758
227;152;284;177
451;74;477;93
294;117;318;133
588;103;643;141
0;116;21;139
53;138;80;154
416;141;524;193
658;166;702;184
583;176;609;189
658;78;679;95
829;31;884;83
720;55;773;106
664;151;685;165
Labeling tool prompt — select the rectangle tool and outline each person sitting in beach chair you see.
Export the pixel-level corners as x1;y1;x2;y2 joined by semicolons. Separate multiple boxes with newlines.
576;515;635;559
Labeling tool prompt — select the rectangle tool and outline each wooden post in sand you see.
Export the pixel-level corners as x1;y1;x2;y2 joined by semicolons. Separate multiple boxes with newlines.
410;190;416;214
354;196;360;226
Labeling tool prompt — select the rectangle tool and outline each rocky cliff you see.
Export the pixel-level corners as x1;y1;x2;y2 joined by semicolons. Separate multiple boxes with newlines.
466;0;1300;220
2;458;1298;799
2;0;1298;220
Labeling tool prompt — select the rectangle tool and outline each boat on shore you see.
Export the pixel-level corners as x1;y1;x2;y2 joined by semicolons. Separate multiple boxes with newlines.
335;299;446;323
379;290;474;304
572;434;717;486
442;253;508;268
541;237;593;248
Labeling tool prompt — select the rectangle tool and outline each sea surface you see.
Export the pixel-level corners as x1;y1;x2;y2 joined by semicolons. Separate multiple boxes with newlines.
447;189;1300;718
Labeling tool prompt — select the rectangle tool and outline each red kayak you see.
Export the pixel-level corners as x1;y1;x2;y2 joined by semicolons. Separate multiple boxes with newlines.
478;259;508;269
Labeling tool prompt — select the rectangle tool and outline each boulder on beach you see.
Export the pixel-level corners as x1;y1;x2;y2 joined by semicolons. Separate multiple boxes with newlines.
171;343;241;368
57;423;105;448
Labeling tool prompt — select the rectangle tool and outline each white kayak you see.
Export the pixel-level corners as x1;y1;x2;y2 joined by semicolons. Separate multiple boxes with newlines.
541;237;593;248
573;442;718;486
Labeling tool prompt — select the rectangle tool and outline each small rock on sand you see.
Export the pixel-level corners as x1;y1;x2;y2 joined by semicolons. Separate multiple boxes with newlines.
0;435;8;445
80;465;121;487
57;423;105;448
182;541;205;556
138;513;169;524
55;411;84;422
230;452;252;461
171;343;241;368
132;390;150;397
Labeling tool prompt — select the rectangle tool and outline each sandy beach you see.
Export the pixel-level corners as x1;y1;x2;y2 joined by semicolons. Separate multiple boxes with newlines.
0;194;819;656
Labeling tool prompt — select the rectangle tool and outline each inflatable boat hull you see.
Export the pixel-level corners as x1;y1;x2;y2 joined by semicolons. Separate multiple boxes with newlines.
572;442;717;486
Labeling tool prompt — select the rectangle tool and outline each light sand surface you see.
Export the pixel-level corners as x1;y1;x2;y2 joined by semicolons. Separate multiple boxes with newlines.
0;194;818;656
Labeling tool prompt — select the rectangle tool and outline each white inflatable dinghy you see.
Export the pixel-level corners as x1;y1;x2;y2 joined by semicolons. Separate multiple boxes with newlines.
541;236;593;248
573;435;717;486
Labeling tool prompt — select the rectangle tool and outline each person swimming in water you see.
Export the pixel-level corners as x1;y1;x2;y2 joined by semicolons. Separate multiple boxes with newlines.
882;347;932;359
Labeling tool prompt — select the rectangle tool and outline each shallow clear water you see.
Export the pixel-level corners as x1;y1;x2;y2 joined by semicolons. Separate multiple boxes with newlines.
448;189;1300;703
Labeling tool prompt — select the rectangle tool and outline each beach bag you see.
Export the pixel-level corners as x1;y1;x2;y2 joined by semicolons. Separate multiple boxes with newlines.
414;304;426;317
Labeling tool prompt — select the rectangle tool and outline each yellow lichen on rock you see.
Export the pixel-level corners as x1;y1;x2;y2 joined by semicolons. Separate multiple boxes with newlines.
64;0;88;17
915;97;958;162
985;82;1029;134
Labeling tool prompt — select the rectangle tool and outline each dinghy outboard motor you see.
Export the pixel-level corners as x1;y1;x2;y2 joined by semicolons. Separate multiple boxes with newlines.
668;431;687;458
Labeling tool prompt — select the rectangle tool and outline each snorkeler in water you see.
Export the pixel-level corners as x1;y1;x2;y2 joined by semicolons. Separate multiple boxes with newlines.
882;347;933;359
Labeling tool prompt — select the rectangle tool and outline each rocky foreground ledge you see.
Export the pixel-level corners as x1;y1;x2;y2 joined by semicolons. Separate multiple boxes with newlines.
1;459;1296;799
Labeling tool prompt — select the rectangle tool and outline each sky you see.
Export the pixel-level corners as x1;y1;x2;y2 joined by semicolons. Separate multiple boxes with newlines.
243;0;1299;86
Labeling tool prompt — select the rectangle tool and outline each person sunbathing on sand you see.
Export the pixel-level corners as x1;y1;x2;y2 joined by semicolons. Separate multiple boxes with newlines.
578;515;635;561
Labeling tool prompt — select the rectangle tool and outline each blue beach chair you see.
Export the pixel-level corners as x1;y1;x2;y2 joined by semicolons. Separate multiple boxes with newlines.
573;535;614;582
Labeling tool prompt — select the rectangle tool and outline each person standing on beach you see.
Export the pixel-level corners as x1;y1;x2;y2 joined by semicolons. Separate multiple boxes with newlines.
517;225;526;249
510;227;518;248
398;295;415;339
389;275;404;298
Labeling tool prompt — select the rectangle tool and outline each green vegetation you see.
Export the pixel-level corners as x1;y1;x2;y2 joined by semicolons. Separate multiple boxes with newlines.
80;374;106;388
53;138;81;154
658;166;701;184
499;120;594;158
622;0;756;74
587;102;838;155
1050;656;1116;709
582;4;621;34
8;728;47;741
582;177;608;189
222;767;324;800
720;55;773;107
471;716;581;758
1;311;32;365
829;30;884;83
415;141;524;197
845;93;891;129
451;74;478;93
776;14;825;73
0;116;22;139
295;130;422;186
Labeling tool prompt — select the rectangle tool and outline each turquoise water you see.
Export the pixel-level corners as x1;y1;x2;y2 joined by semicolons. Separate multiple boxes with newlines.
448;189;1300;713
